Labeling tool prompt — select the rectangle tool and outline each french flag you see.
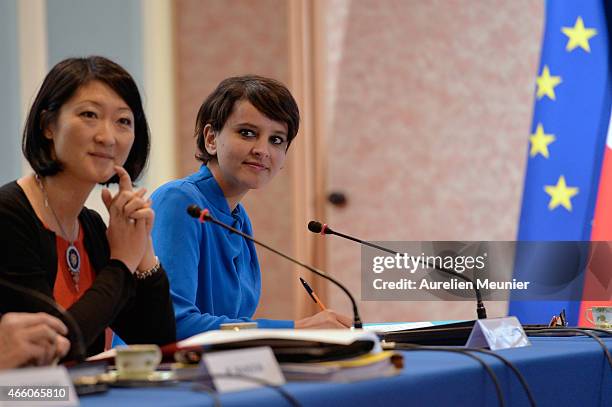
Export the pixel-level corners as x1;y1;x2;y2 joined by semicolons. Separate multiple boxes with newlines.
582;113;612;325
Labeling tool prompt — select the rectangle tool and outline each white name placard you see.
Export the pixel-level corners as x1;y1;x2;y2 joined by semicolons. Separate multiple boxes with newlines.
465;316;531;350
201;346;285;393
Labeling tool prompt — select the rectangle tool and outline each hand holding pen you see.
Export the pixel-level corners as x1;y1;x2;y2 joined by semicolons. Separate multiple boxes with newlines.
295;278;352;329
300;277;327;311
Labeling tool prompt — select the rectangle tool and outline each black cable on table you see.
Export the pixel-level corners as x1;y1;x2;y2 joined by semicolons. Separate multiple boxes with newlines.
191;382;222;407
525;328;612;370
394;344;505;407
466;348;537;407
189;373;302;407
396;344;538;407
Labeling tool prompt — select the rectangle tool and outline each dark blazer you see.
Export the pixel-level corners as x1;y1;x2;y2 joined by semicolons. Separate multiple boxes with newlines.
0;181;176;358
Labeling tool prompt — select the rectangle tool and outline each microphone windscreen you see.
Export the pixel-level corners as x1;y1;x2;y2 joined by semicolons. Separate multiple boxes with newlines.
308;221;323;233
187;205;201;218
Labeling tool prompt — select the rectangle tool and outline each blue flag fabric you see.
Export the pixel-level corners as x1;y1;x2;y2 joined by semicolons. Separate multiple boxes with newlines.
510;0;612;325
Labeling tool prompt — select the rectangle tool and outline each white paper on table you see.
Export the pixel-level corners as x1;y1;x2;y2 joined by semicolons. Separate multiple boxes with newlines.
179;329;380;349
86;348;116;361
363;322;434;333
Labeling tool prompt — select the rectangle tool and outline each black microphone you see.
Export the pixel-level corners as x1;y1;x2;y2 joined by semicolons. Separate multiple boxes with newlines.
308;221;397;255
187;205;363;329
308;220;487;319
0;276;87;362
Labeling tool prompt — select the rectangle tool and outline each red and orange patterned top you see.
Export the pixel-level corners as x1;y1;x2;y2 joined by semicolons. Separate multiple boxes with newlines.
51;224;94;309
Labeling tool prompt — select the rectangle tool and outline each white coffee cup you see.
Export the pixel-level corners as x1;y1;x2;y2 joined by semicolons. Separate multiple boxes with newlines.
115;344;162;378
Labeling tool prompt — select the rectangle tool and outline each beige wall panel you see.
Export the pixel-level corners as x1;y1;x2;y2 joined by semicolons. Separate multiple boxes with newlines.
325;0;544;322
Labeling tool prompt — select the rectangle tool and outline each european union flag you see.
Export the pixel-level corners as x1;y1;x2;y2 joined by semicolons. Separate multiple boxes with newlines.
510;0;612;325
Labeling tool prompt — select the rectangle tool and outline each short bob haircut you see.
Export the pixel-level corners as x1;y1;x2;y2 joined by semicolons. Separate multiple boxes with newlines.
22;56;150;184
195;75;300;164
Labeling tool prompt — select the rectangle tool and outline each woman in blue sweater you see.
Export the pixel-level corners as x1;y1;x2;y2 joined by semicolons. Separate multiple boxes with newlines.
152;76;351;340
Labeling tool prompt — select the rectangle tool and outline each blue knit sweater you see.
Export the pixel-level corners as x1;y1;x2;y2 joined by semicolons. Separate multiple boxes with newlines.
151;166;293;340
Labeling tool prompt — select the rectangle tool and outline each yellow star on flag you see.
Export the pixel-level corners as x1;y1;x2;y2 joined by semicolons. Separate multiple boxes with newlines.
536;65;562;100
562;16;597;52
529;123;556;158
544;175;579;211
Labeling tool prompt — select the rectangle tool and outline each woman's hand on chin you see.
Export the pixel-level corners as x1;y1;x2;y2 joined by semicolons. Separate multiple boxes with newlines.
102;166;149;273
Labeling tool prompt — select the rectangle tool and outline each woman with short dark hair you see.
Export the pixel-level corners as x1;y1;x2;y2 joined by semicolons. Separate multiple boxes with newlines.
152;75;351;340
0;56;175;359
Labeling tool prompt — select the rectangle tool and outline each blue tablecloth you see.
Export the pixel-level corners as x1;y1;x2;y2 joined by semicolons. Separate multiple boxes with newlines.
80;336;612;407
